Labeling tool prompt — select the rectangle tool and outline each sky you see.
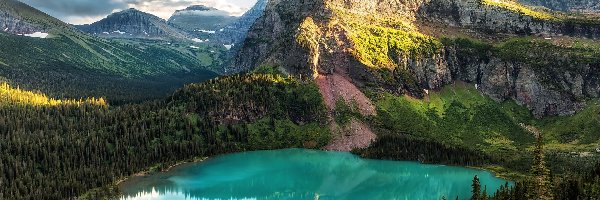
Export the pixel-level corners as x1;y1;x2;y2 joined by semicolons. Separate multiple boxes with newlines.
20;0;258;25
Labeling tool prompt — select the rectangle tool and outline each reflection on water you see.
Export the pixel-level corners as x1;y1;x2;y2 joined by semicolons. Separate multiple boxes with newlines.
119;149;510;200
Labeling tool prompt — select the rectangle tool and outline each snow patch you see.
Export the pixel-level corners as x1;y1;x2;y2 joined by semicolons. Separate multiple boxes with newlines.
223;43;234;50
113;30;125;34
192;38;204;43
22;32;49;38
182;66;191;72
219;28;224;32
189;46;199;49
3;28;7;32
197;30;216;34
102;32;110;34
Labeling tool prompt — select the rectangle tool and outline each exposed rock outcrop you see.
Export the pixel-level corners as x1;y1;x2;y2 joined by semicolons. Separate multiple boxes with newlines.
0;0;68;35
234;0;600;118
421;0;600;39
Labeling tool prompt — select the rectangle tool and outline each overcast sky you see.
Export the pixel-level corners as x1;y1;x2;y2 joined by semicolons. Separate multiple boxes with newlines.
20;0;258;25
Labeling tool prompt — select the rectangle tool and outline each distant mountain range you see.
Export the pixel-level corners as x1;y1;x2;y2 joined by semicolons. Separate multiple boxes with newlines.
73;2;268;44
0;0;220;102
168;5;238;38
76;8;190;40
0;0;268;101
216;0;268;44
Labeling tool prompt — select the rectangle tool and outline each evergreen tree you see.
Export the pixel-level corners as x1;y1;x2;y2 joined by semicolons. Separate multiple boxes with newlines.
482;185;488;200
528;131;553;200
472;175;481;200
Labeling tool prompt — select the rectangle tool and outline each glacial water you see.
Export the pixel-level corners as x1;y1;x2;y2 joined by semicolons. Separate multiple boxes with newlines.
119;149;509;200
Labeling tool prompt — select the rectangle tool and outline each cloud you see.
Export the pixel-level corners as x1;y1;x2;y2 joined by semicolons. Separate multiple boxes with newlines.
20;0;127;22
19;0;257;25
122;0;250;20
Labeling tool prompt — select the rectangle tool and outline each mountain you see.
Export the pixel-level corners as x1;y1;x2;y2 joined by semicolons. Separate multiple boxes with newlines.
0;0;219;102
3;0;600;199
77;8;190;40
168;5;237;38
520;0;600;12
235;0;600;118
216;0;268;44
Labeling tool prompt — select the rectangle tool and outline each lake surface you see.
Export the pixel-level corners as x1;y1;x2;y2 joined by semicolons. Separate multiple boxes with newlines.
119;149;509;200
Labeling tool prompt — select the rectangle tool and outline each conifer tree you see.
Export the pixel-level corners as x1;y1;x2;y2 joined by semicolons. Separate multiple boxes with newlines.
471;175;481;200
528;130;553;200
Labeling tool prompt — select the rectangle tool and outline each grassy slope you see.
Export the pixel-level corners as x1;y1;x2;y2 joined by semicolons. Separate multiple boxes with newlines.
370;82;600;174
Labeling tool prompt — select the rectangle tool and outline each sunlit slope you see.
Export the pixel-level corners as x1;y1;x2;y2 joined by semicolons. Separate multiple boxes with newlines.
0;82;107;107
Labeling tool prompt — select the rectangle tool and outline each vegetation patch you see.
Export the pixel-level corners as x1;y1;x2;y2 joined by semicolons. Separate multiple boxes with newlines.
480;0;556;20
368;83;600;175
0;82;107;107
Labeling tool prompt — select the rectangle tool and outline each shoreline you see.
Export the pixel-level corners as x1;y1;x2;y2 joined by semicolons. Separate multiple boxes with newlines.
79;156;208;200
117;156;208;186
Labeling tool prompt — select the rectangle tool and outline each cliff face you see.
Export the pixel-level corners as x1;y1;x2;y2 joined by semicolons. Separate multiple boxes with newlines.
0;0;69;35
421;0;600;39
234;0;600;118
0;11;44;34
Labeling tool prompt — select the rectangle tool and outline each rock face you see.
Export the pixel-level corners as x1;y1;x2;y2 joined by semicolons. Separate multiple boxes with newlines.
77;8;189;39
235;0;600;118
421;0;600;39
520;0;600;12
168;5;237;38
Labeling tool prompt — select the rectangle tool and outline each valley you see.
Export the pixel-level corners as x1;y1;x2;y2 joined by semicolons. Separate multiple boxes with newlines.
1;0;600;199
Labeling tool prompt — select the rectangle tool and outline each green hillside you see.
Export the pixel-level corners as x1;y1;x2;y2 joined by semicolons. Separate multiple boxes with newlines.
357;82;600;176
0;0;227;102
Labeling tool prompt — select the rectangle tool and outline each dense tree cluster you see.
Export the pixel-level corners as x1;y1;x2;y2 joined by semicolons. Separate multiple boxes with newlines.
354;134;494;166
0;74;330;200
471;134;600;200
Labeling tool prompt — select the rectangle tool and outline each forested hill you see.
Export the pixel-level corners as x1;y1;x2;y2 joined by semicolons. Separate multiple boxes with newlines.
0;0;222;103
0;74;331;199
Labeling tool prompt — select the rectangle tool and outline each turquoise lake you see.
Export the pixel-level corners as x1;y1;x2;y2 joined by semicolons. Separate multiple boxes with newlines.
119;149;509;200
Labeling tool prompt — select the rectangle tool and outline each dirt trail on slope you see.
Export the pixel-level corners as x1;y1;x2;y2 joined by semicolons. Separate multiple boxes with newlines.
316;66;377;151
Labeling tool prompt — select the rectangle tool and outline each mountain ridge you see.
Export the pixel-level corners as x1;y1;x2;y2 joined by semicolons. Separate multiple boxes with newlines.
168;5;237;38
77;8;190;40
234;0;600;118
